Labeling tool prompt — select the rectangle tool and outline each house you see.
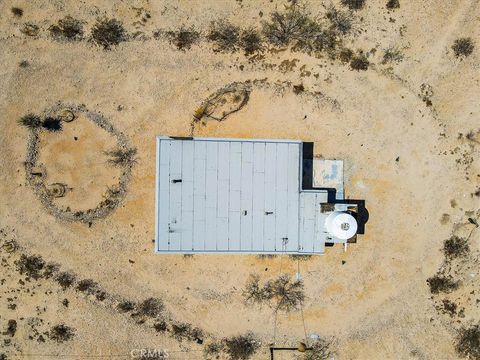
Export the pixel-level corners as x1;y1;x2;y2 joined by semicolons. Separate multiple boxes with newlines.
155;136;366;254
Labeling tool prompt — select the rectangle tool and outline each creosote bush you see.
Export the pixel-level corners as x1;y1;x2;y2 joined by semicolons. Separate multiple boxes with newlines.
49;324;75;343
11;7;23;17
224;333;260;360
166;26;200;50
18;114;42;129
456;325;480;360
326;7;353;34
243;273;305;311
304;338;335;360
350;53;369;70
443;236;469;259
341;0;366;10
240;28;263;55
138;297;164;317
106;148;137;167
382;46;403;63
262;10;312;47
452;38;474;58
16;254;45;279
49;16;83;41
55;271;76;289
91;18;127;49
207;21;240;52
427;274;459;294
386;0;400;10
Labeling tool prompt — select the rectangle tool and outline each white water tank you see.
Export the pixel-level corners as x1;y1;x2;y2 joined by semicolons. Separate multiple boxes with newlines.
325;211;358;240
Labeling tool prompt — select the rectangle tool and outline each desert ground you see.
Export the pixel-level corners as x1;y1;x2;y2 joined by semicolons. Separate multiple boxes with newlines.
0;0;479;359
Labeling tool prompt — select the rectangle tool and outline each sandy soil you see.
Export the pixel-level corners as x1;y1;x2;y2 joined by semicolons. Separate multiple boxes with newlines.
0;1;479;359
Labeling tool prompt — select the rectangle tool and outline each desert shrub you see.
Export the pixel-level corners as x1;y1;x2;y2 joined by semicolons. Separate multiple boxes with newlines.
441;299;457;316
243;273;305;311
11;7;23;17
153;321;168;332
207;21;240;52
117;300;136;312
341;0;366;10
427;275;459;294
456;325;480;360
224;333;260;360
171;322;204;344
443;236;469;259
43;262;60;279
350;53;369;70
240;28;263;55
91;18;127;49
326;7;353;34
165;26;200;50
262;10;314;47
21;23;39;36
138;297;164;317
49;324;75;343
204;341;223;358
55;271;76;289
452;38;474;58
265;274;305;311
76;279;98;293
5;320;17;337
382;46;403;63
49;16;83;41
18;114;41;129
386;0;400;9
105;148;137;167
16;254;45;279
338;48;354;62
304;338;334;360
42;117;62;131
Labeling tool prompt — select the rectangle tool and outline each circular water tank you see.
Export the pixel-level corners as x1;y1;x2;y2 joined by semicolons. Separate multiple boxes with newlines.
325;211;358;240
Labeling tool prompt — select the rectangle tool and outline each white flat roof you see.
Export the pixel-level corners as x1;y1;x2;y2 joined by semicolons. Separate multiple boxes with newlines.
155;136;345;254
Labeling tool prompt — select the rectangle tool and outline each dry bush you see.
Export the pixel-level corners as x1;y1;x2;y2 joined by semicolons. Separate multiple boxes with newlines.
117;300;136;312
338;48;354;62
55;271;76;289
456;325;480;360
138;297;164;317
341;0;366;10
443;236;469;259
244;273;305;311
382;46;403;63
303;338;335;360
11;7;23;17
49;16;83;41
16;254;45;279
350;53;369;70
427;275;459;294
43;262;60;278
326;7;353;34
171;322;204;344
105;148;137;167
76;279;98;294
207;21;240;52
224;333;260;360
18;114;42;129
49;324;75;343
262;10;312;47
386;0;400;9
165;26;200;50
240;28;263;55
91;18;127;49
452;38;474;58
